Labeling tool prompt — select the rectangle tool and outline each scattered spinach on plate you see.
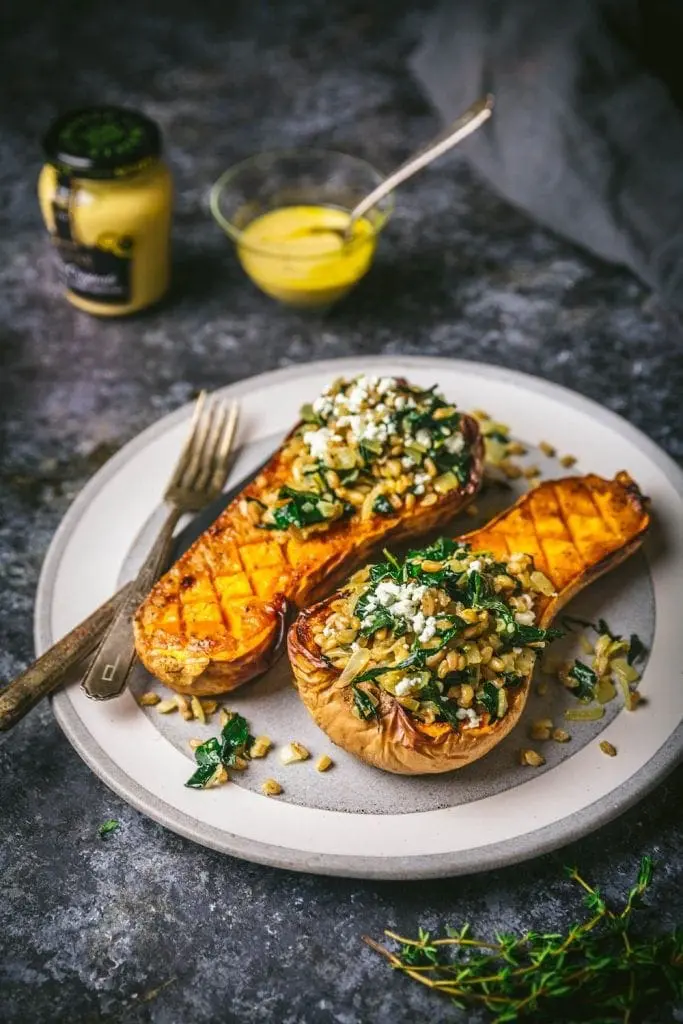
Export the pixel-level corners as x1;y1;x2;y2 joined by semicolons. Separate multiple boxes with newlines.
185;713;252;789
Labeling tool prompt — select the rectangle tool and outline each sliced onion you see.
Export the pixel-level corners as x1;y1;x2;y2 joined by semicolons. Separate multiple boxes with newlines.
564;705;605;721
611;657;639;686
334;647;371;689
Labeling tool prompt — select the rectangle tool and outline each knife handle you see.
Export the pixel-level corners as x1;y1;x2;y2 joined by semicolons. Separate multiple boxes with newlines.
80;507;181;700
0;584;132;731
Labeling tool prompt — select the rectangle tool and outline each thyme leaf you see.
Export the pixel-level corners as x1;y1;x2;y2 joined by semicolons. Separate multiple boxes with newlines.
366;857;682;1023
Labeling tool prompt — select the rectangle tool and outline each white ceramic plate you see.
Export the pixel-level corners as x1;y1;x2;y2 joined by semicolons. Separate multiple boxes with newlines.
37;358;683;878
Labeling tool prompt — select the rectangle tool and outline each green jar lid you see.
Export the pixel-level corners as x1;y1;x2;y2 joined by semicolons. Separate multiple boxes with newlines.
42;106;162;179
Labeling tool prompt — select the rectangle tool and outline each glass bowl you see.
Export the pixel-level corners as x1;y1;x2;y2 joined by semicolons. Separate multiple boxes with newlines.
210;149;393;307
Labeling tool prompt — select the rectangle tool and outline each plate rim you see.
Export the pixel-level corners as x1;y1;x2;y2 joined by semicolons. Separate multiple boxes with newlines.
37;355;683;878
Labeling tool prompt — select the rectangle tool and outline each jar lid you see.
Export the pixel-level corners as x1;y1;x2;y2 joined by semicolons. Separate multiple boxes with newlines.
42;106;162;178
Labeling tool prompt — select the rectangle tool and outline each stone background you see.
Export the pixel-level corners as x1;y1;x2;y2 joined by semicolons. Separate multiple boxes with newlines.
1;1;681;1020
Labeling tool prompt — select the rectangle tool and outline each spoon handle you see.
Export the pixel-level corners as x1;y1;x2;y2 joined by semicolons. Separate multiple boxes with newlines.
349;94;494;228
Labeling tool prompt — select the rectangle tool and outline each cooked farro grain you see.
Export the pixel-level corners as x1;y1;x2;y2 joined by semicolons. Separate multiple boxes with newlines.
138;692;160;707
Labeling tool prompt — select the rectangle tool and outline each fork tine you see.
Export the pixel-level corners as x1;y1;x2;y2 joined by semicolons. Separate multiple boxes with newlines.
177;393;217;494
164;390;208;495
209;403;240;493
193;400;229;493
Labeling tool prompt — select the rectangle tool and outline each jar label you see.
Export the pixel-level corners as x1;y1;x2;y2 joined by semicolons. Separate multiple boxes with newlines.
50;175;133;305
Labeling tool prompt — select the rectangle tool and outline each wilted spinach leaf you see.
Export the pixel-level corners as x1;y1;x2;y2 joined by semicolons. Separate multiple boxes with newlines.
372;494;394;516
568;660;598;702
98;819;119;838
628;633;647;666
352;684;379;720
477;681;500;720
185;713;251;787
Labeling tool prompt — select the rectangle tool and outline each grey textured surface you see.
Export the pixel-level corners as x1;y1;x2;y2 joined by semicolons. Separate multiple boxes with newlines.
1;0;682;1021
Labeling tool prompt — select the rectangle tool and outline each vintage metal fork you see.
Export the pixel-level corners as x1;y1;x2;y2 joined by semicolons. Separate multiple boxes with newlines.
81;392;239;700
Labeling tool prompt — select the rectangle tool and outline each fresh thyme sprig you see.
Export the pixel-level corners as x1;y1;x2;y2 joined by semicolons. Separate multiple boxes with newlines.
365;857;683;1022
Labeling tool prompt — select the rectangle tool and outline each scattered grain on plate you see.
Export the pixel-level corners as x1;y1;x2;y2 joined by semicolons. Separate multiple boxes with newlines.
156;698;178;714
190;696;206;724
539;441;556;457
175;694;193;720
500;459;523;480
138;692;160;707
188;738;203;750
522;464;541;479
560;454;577;468
206;764;229;787
280;742;310;764
520;748;546;767
201;699;218;716
464;503;479;518
529;719;553;741
599;740;617;757
231;756;250;771
250;735;273;759
506;441;527;456
219;708;234;727
262;779;283;797
552;728;571;743
625;690;643;711
315;754;333;772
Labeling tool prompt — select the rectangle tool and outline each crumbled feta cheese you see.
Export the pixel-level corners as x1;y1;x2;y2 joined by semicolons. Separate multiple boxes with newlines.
346;383;369;412
312;396;333;417
394;396;406;410
372;581;426;625
416;428;432;448
414;472;430;487
303;427;332;460
375;581;401;606
411;611;426;637
414;484;425;496
467;559;482;573
418;616;437;644
445;432;465;454
394;677;417;697
401;455;414;468
514;610;536;626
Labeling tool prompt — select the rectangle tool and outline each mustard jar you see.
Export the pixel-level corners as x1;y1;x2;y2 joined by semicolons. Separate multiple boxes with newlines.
38;106;173;316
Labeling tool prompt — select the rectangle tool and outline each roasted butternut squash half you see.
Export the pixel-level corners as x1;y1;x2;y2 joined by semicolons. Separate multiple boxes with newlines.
287;472;650;774
134;375;484;695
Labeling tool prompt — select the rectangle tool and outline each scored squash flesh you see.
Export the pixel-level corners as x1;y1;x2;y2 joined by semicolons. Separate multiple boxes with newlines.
287;472;651;775
134;376;484;695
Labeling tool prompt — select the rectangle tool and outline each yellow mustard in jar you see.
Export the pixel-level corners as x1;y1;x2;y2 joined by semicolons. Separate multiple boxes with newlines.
38;106;172;316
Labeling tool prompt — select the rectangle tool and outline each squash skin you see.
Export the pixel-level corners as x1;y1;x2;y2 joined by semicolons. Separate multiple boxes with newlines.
134;414;484;695
287;472;651;775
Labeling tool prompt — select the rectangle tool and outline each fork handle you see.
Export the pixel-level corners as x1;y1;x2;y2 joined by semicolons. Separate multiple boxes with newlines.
81;505;182;700
0;584;133;731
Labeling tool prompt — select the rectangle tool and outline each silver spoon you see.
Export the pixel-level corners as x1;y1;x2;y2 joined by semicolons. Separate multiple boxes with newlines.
320;94;494;244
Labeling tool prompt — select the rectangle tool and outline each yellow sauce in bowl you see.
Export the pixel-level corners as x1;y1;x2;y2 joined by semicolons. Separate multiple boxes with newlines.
236;205;376;307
